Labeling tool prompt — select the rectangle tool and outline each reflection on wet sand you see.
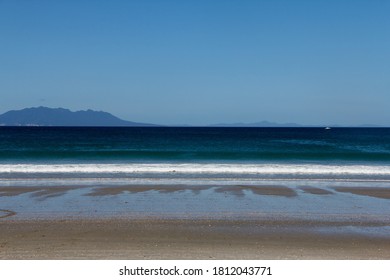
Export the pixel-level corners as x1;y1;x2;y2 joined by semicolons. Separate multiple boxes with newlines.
333;187;390;199
86;185;297;197
0;187;77;200
31;188;78;200
299;186;333;195
2;185;390;200
0;187;37;197
85;185;211;196
215;185;297;197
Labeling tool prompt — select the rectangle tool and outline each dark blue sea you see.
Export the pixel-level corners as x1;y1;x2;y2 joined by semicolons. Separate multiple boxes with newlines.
1;127;390;184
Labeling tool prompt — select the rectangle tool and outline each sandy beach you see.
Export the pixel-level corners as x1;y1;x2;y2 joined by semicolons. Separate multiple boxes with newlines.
1;218;390;260
1;184;390;259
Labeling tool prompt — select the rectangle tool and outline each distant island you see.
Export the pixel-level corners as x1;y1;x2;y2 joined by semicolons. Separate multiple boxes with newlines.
0;107;157;127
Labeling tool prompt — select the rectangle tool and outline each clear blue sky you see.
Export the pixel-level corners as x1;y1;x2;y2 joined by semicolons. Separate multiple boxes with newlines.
1;0;389;126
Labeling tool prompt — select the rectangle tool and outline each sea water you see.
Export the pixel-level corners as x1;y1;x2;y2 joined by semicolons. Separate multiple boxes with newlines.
1;127;390;185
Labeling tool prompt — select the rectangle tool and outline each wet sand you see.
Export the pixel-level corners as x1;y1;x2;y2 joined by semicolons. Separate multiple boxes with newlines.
0;186;79;198
85;184;297;197
332;186;390;199
299;186;334;195
1;184;390;259
1;184;390;199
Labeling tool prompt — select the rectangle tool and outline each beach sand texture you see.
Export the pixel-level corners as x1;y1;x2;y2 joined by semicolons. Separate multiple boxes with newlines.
1;218;390;260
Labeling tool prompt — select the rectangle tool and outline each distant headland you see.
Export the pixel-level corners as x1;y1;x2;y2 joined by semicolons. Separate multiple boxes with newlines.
0;107;382;127
0;107;157;127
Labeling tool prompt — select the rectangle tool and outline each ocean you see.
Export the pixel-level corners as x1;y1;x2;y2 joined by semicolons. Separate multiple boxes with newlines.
1;127;390;184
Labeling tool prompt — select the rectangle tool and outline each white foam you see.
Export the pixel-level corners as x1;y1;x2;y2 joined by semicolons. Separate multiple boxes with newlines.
1;163;390;176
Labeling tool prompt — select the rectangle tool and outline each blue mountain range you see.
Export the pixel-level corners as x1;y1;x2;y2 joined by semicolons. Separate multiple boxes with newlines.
0;107;156;126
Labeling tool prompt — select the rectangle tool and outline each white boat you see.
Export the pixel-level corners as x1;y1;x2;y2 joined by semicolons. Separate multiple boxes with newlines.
325;127;331;130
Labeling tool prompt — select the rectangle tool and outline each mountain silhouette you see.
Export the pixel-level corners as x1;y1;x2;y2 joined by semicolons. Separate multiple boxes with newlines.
0;107;157;126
